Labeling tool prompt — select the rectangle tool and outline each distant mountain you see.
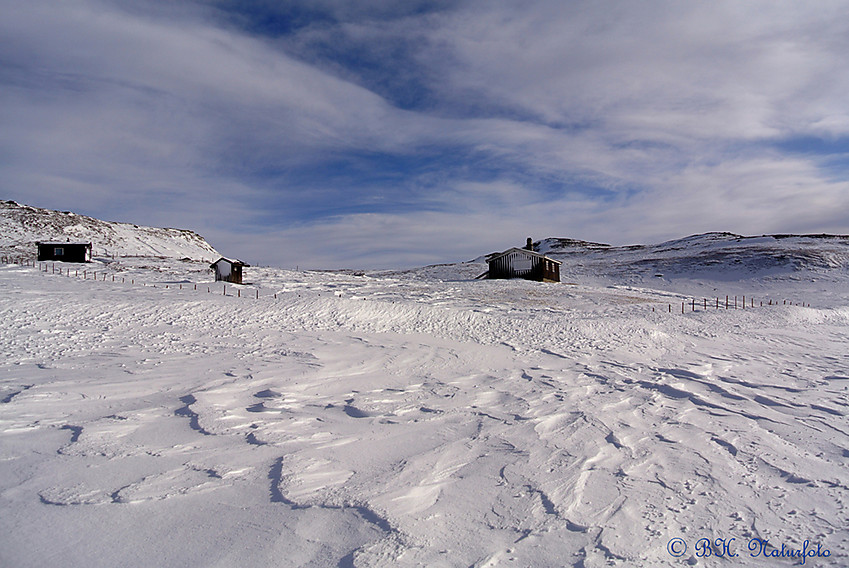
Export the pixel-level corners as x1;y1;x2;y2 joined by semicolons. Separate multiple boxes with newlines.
532;232;849;284
0;200;219;261
534;237;613;253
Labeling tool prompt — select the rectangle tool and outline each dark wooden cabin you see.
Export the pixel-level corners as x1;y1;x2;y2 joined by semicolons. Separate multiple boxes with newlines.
211;257;249;284
483;238;561;282
37;242;92;263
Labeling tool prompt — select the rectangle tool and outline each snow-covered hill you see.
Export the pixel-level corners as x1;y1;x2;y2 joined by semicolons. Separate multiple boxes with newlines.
536;232;849;281
0;200;219;261
469;232;849;288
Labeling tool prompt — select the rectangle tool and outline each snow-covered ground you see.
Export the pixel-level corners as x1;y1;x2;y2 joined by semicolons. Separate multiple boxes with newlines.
1;252;848;567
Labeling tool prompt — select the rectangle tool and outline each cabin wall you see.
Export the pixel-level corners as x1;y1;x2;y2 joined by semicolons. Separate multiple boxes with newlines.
488;251;529;279
213;262;244;284
216;262;232;280
542;259;560;282
37;244;92;263
487;250;560;282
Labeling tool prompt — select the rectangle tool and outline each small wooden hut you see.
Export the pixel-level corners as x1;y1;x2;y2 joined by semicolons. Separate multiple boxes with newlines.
211;257;249;284
483;238;561;282
37;242;92;263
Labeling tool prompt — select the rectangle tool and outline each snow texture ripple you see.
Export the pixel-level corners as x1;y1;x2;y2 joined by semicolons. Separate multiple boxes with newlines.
1;244;848;567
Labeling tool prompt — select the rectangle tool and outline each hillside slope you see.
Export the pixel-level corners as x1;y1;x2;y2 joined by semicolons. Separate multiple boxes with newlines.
0;200;219;261
537;232;849;278
521;233;849;298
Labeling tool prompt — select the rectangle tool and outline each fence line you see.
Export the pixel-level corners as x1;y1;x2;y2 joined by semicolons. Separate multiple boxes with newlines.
14;259;280;302
652;295;810;313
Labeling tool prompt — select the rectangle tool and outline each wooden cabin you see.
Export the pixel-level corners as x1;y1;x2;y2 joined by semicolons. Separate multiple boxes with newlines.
37;242;92;263
483;238;561;282
211;257;248;284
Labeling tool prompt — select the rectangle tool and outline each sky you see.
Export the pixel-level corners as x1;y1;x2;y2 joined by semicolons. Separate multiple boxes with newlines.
2;0;849;269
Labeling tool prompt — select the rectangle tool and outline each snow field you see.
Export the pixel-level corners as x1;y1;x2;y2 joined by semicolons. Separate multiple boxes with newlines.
1;260;848;567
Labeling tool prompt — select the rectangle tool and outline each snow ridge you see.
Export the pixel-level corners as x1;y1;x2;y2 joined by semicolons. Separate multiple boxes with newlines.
524;233;849;292
0;200;219;261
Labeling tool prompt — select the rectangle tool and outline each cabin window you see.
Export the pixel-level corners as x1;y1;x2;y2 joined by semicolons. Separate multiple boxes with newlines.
54;247;64;256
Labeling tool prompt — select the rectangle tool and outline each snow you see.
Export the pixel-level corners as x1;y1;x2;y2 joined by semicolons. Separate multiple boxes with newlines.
0;200;219;262
2;245;847;567
2;215;849;567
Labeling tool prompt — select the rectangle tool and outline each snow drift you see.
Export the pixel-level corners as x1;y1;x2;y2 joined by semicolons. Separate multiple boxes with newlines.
1;207;847;567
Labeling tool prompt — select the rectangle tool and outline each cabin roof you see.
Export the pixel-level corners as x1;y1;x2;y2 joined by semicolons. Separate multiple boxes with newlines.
37;241;92;246
487;247;562;264
211;257;250;267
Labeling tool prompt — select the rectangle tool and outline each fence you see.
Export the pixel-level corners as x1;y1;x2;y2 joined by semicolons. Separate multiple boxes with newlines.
2;258;284;301
653;294;811;313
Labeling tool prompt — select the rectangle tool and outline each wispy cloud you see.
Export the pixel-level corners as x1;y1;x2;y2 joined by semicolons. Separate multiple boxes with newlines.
2;0;848;268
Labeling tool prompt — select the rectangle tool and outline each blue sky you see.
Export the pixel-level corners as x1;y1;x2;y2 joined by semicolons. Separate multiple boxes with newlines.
2;0;849;268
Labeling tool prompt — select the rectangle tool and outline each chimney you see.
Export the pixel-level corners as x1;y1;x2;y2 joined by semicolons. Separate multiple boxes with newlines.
525;237;534;251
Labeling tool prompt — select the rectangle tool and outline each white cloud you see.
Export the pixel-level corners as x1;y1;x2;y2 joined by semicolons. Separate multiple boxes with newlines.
419;0;849;141
2;0;848;268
